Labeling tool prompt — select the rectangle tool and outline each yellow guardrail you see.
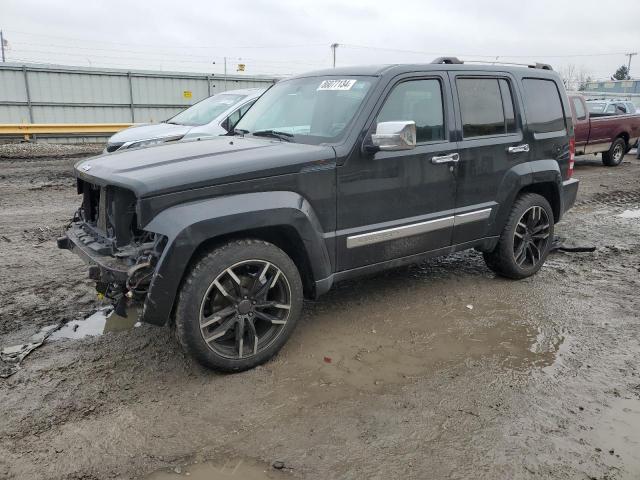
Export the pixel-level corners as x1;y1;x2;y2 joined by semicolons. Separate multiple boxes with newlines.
0;123;133;140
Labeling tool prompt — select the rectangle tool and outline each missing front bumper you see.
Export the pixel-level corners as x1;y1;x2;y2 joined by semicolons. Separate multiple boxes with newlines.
57;223;129;284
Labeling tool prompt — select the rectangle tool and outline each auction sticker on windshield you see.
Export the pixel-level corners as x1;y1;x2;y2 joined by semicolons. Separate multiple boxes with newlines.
317;79;357;91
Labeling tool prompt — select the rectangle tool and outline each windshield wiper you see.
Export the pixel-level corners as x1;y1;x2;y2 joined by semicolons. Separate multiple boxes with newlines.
234;128;249;136
251;129;293;141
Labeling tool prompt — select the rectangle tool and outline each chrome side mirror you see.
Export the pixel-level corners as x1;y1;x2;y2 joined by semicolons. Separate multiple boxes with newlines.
371;121;416;151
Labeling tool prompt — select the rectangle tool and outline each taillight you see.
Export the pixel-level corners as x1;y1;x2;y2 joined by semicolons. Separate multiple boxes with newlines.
568;137;575;178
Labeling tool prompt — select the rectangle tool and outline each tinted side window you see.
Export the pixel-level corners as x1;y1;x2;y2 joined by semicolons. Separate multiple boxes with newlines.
572;97;586;120
522;79;565;133
499;79;517;133
457;78;505;138
377;79;444;143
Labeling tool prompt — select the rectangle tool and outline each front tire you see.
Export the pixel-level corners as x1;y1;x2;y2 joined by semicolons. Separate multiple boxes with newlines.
175;239;303;372
602;137;626;167
483;193;554;279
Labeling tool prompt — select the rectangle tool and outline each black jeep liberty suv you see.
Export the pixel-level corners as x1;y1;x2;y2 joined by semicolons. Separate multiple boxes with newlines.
58;57;579;371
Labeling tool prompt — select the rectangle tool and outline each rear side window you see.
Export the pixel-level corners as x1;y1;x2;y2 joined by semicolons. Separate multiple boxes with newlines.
572;97;586;120
499;79;517;133
522;79;565;133
377;79;444;143
457;78;517;138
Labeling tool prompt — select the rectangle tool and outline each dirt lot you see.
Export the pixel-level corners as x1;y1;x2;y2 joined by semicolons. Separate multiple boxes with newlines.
1;147;639;480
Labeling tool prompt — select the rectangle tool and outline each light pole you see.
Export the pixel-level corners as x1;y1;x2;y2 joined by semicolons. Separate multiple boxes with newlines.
331;43;339;68
224;56;227;91
1;30;6;62
625;52;637;77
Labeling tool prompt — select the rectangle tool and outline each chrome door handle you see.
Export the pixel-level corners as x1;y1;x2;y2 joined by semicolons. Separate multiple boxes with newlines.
431;153;459;164
508;144;529;153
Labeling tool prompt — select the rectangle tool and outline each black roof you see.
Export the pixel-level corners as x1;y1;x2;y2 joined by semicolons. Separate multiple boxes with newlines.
291;62;559;80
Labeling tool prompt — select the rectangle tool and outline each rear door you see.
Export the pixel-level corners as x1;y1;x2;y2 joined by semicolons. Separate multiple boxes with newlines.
450;73;526;244
520;77;571;179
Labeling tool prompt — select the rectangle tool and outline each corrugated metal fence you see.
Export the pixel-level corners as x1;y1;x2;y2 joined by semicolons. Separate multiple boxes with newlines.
0;62;278;142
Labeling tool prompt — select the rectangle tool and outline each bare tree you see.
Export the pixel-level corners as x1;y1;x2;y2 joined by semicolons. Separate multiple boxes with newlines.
576;69;593;91
559;64;577;90
559;64;592;91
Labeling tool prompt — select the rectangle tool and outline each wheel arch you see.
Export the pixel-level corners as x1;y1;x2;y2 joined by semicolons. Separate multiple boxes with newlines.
190;225;317;300
517;182;561;223
140;191;332;326
615;131;630;147
491;160;563;237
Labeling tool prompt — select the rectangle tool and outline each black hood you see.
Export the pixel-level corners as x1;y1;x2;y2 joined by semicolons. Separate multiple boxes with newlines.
75;136;336;197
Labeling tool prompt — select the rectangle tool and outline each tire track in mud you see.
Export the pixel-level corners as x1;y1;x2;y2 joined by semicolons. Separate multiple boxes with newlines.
575;188;640;208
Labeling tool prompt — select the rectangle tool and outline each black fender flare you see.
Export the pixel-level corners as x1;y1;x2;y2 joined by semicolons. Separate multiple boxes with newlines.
140;191;331;326
490;159;563;237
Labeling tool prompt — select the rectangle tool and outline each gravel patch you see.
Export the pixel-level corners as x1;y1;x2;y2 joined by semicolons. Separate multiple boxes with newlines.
0;142;104;160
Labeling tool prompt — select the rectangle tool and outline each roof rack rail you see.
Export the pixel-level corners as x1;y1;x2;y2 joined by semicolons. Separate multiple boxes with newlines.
530;62;553;71
431;57;463;65
431;57;554;71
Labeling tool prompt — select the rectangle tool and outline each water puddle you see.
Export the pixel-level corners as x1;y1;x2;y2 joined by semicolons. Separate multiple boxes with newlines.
1;307;140;377
48;306;139;340
284;297;569;399
618;208;640;218
146;458;286;479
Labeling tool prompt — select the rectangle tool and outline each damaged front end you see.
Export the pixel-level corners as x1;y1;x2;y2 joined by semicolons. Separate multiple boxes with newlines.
57;178;166;317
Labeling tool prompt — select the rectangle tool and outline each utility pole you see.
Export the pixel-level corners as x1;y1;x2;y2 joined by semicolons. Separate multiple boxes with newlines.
1;30;6;62
625;52;637;77
331;43;339;68
224;56;227;91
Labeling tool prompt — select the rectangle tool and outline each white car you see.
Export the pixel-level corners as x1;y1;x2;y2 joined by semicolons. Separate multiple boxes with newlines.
105;88;266;153
585;98;637;115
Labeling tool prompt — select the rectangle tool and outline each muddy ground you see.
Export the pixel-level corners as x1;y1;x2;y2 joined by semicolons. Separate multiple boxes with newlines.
1;147;639;480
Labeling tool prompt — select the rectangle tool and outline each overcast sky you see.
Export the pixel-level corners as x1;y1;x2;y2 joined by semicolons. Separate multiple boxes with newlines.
1;0;639;81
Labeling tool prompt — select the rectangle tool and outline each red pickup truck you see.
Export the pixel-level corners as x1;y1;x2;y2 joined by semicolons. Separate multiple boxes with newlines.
568;94;640;166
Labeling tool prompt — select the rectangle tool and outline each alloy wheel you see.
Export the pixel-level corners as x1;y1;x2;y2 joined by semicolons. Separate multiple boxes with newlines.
513;206;550;268
613;143;624;163
199;259;292;359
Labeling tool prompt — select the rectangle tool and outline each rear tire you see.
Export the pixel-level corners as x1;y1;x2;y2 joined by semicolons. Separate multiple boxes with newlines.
483;193;554;279
602;137;626;166
174;239;303;372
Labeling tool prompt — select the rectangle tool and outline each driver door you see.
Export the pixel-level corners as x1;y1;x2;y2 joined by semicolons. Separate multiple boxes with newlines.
336;73;458;271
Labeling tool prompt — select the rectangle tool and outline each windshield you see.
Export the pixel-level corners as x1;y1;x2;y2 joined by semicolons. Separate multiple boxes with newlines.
168;93;246;126
586;102;606;113
235;76;375;144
